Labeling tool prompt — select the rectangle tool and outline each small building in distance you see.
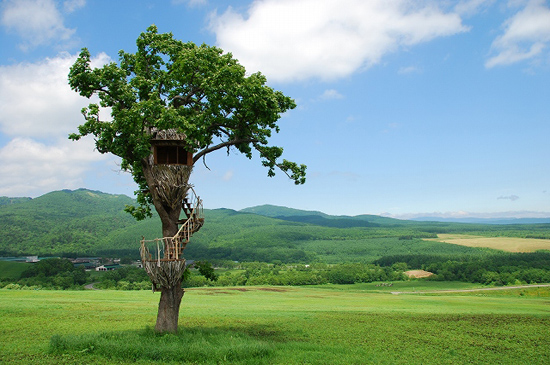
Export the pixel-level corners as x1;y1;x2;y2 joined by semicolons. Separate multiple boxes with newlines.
95;264;121;271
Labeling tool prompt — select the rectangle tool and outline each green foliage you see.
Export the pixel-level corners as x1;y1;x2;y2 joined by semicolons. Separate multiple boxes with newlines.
424;252;550;285
95;266;150;290
0;196;31;206
202;262;407;287
376;251;550;286
194;261;218;282
16;258;89;289
68;25;305;220
94;264;222;290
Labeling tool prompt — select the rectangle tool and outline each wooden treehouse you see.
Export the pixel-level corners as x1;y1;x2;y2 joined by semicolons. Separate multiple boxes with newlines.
139;129;204;290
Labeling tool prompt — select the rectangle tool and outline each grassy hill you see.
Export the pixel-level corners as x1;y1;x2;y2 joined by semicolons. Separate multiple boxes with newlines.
240;204;407;227
0;189;144;257
1;190;549;263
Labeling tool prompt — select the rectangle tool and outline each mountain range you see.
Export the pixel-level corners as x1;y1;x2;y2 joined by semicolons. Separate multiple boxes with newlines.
1;189;549;262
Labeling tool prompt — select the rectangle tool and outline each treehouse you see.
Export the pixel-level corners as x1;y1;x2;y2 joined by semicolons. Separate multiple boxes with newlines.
146;129;196;207
139;129;205;291
151;140;193;166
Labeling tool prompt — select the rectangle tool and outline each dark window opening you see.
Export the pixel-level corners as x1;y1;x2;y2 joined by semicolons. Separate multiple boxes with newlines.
154;145;190;165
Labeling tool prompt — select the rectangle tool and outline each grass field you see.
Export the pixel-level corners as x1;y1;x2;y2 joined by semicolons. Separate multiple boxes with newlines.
0;260;30;280
1;282;549;364
425;234;550;252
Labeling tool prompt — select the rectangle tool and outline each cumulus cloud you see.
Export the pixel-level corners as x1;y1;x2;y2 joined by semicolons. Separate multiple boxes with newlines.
497;195;520;201
1;0;79;50
0;52;114;197
0;52;111;138
486;0;550;68
0;136;107;197
209;0;468;82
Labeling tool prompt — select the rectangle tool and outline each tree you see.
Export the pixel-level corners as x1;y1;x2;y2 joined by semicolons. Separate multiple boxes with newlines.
194;261;218;282
68;25;306;333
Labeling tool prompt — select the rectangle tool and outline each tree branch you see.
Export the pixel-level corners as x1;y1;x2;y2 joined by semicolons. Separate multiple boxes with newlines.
193;137;258;164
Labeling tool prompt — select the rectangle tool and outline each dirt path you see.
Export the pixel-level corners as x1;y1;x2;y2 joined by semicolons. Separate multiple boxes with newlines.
390;284;550;295
85;282;99;290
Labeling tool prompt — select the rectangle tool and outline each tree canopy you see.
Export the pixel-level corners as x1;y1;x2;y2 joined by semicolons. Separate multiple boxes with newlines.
68;25;306;220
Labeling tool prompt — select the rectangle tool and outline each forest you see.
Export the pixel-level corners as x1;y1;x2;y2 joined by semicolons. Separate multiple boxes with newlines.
1;189;550;289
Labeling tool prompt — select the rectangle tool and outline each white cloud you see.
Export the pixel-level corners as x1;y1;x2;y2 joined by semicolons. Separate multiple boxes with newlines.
63;0;85;13
320;89;344;100
486;0;550;68
0;52;115;197
172;0;207;6
383;210;550;219
222;170;234;181
209;0;468;82
0;136;107;197
398;65;421;74
0;52;111;138
1;0;77;50
454;0;496;16
497;194;520;201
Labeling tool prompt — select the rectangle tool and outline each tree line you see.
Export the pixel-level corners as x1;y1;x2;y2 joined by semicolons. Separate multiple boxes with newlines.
5;251;550;290
2;258;89;290
374;251;550;286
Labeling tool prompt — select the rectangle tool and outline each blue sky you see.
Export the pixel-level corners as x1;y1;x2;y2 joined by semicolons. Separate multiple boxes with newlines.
1;0;549;218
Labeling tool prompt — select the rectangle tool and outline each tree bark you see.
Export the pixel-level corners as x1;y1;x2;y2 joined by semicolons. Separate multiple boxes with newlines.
155;281;184;333
153;212;185;333
141;157;190;333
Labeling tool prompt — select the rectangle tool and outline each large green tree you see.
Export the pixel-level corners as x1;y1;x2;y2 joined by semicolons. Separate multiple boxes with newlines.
68;25;305;333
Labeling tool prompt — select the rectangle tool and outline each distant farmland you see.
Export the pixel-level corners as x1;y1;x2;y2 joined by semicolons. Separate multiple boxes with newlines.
426;234;550;252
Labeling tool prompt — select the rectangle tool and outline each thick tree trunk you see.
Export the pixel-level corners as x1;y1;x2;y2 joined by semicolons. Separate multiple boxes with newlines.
155;281;184;333
154;215;184;333
141;157;192;333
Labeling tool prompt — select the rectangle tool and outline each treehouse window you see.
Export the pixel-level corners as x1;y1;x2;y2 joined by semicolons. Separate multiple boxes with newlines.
154;145;191;165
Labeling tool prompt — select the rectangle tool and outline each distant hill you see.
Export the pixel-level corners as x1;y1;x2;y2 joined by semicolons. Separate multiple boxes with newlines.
0;196;32;206
0;189;146;257
412;217;550;225
240;204;329;218
240;204;407;228
2;190;549;263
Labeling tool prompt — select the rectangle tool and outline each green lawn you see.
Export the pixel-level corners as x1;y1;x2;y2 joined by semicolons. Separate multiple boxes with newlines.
1;285;549;364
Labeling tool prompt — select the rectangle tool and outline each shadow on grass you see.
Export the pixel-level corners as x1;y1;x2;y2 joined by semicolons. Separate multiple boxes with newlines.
49;325;278;364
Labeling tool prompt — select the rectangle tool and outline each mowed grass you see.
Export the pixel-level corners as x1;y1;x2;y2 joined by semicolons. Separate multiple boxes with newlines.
426;233;550;252
1;284;550;364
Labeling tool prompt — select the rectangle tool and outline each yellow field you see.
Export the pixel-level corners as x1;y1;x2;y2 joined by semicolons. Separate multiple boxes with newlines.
425;234;550;252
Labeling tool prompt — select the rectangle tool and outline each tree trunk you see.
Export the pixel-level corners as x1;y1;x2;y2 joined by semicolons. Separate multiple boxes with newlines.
153;213;185;333
140;157;192;333
155;281;184;333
